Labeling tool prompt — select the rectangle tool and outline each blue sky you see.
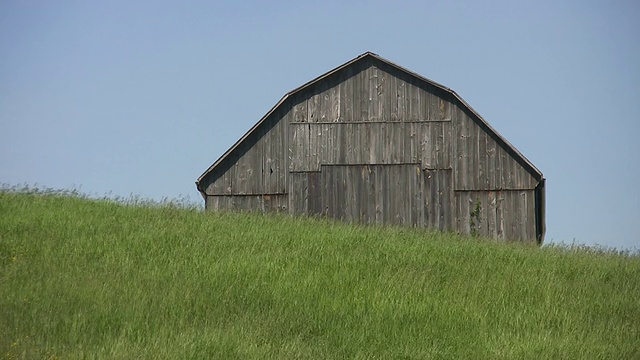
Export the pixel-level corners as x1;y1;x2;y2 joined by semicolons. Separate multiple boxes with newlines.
1;1;639;250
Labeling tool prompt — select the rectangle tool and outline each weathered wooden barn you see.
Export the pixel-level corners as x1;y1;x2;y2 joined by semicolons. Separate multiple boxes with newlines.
196;52;546;243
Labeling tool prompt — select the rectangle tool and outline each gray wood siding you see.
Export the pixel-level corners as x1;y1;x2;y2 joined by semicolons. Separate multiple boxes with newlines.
453;105;537;191
454;190;536;241
424;169;454;231
289;164;453;230
290;60;453;123
289;122;452;172
204;109;288;196
320;164;422;226
289;171;322;216
206;194;288;213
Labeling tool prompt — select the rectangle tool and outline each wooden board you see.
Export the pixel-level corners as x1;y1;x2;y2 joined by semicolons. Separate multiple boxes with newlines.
453;190;536;242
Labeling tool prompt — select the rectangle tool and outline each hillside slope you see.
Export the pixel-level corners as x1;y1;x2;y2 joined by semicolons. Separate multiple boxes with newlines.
1;191;639;359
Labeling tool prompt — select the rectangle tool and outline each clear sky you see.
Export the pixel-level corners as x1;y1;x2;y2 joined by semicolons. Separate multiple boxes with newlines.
1;1;639;250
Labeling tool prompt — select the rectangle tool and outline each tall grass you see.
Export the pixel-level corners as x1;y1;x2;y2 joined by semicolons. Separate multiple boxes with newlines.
1;189;639;359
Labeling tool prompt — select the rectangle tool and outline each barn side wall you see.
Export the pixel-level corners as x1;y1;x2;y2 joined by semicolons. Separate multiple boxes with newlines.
454;190;537;241
206;194;288;213
202;107;289;200
451;102;539;240
452;105;538;191
290;165;454;229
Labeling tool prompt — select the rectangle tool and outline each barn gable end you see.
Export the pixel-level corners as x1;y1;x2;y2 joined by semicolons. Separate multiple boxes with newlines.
197;52;545;243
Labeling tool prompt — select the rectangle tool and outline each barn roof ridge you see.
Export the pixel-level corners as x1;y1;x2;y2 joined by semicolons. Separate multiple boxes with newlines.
196;52;542;191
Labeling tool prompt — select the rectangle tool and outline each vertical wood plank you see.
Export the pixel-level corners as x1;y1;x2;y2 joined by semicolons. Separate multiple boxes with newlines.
289;124;298;172
359;123;369;165
284;112;292;188
320;90;331;122
456;108;469;189
420;84;430;121
291;124;310;172
368;65;379;121
292;95;308;123
503;147;512;189
443;170;453;230
337;123;346;164
331;84;341;122
487;191;496;239
478;125;487;190
438;97;450;120
207;171;222;195
357;66;368;121
351;67;361;121
352;166;362;222
443;121;452;169
398;121;406;163
421;123;431;169
496;146;504;190
466;114;475;190
366;165;376;223
496;191;504;239
435;170;443;230
374;165;384;224
223;165;234;195
407;122;420;163
487;136;496;191
343;123;353;163
428;92;439;121
482;191;489;237
330;123;338;164
307;172;320;215
388;72;399;121
456;191;468;235
408;80;421;121
368;123;377;164
396;75;406;121
309;124;320;171
340;66;354;122
377;68;388;121
308;93;320;123
381;123;391;164
274;116;283;193
527;189;536;240
431;122;448;169
509;191;518;240
263;124;272;193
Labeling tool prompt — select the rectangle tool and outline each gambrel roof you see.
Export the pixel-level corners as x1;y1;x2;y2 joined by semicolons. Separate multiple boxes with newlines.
196;51;543;193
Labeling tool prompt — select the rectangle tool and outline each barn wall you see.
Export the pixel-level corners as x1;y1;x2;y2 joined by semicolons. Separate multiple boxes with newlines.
449;101;539;241
454;190;536;241
206;194;288;213
289;122;452;172
453;105;537;191
321;164;423;226
203;108;289;196
290;165;453;230
290;58;454;124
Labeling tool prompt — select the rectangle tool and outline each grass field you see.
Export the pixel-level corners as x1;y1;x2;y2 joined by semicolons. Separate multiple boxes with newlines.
1;189;639;359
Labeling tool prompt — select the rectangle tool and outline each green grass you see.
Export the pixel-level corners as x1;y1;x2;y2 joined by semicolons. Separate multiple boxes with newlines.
1;189;639;359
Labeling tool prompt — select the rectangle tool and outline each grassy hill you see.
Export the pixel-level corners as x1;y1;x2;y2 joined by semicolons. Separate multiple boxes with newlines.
1;190;639;359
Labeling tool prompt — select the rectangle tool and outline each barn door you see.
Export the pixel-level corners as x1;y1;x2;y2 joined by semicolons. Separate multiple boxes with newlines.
319;164;422;226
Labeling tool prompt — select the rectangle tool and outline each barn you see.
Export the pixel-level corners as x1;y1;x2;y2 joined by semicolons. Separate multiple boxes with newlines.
196;52;545;243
